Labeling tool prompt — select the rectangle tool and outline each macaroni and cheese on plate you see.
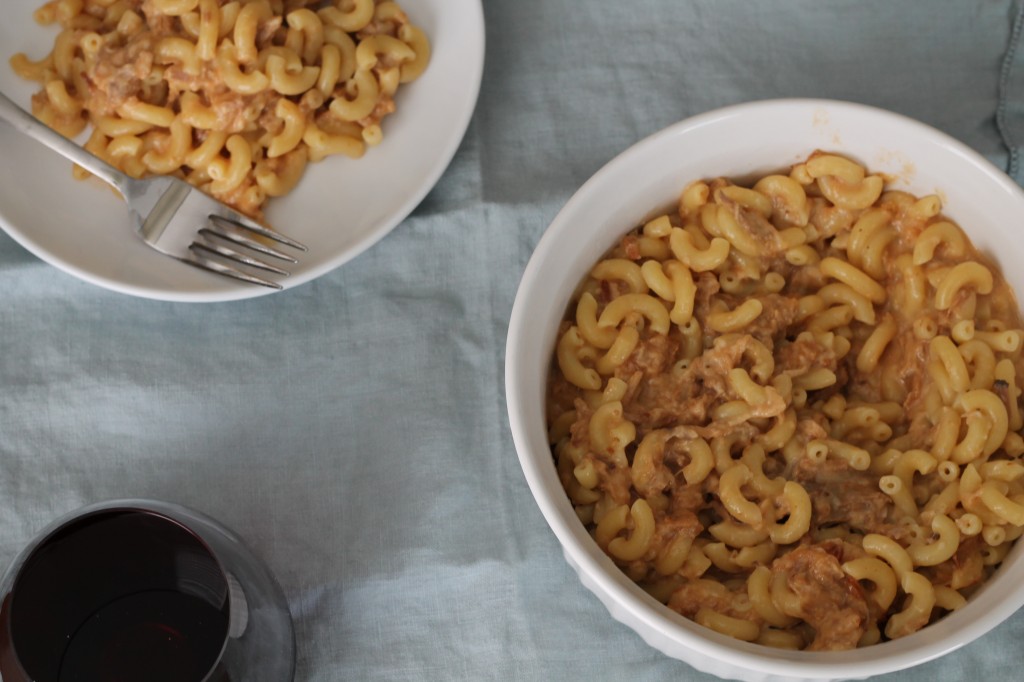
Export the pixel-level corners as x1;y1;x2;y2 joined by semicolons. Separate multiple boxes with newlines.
0;0;484;300
11;0;431;223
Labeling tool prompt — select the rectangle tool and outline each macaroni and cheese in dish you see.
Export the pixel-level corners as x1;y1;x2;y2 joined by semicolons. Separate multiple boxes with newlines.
10;0;430;221
545;152;1024;650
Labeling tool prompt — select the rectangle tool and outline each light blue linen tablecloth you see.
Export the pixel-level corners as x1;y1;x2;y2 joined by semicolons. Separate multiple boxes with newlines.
2;1;1023;680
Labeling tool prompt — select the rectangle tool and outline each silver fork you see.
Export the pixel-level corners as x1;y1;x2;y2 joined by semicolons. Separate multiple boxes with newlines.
0;91;306;290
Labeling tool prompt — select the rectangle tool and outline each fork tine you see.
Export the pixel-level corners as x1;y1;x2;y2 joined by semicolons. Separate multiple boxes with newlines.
189;242;290;276
180;253;284;290
208;214;308;251
198;227;298;263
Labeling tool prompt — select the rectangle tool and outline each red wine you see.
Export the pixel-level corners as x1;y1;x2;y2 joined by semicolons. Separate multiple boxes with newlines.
58;589;227;681
2;510;230;682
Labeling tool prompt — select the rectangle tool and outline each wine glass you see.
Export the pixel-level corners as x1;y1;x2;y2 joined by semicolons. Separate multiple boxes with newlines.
0;499;295;682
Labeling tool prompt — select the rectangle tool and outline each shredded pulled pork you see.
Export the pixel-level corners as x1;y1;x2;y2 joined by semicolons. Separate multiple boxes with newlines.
622;334;788;436
771;543;869;650
792;458;893;535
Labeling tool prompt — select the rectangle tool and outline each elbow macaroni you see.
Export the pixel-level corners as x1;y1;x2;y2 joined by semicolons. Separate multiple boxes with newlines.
10;0;431;222
546;152;1024;651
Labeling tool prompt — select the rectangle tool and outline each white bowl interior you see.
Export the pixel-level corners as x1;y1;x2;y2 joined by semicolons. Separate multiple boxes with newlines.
506;99;1024;682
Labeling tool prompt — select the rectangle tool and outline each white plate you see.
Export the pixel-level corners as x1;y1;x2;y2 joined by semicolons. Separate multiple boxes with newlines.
0;0;484;302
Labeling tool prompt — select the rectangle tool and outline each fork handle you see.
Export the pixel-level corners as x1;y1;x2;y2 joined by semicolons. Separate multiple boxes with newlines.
0;89;129;195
